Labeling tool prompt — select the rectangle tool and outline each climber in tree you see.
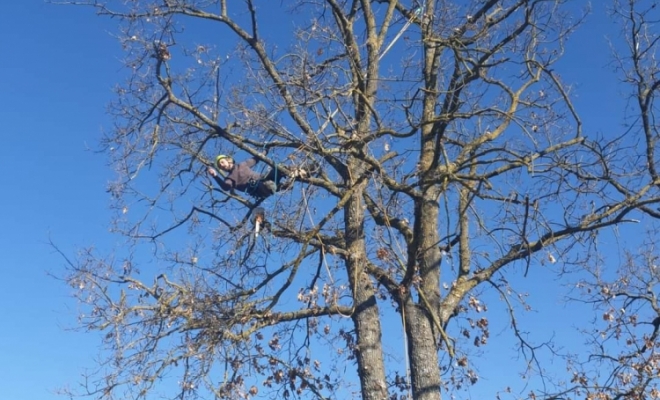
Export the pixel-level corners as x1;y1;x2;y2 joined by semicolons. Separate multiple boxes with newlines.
208;154;312;199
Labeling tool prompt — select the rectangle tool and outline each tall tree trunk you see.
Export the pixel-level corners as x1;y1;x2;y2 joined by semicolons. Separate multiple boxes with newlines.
345;175;388;400
405;192;444;400
406;0;445;391
404;296;442;400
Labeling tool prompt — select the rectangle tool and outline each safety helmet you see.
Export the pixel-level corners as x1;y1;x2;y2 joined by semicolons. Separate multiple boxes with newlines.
215;154;232;168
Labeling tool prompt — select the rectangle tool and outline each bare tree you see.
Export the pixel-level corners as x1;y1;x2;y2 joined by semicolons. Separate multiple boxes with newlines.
545;1;660;399
59;0;660;399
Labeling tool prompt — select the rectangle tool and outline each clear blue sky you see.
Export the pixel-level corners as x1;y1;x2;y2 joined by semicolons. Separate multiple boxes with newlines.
0;2;120;399
0;1;629;399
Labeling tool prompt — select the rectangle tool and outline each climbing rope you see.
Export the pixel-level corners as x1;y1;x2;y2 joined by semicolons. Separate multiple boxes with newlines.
318;5;424;134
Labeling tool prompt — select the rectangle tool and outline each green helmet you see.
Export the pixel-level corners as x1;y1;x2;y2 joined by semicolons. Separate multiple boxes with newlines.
215;154;232;168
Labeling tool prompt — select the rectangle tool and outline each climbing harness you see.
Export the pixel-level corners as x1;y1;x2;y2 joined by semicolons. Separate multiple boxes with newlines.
244;163;281;199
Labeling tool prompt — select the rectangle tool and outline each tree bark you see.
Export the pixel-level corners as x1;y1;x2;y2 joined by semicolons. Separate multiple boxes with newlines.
345;176;388;400
404;296;442;400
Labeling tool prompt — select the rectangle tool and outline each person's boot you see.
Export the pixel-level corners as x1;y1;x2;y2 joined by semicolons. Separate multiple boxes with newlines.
290;161;319;179
290;168;307;179
256;181;277;197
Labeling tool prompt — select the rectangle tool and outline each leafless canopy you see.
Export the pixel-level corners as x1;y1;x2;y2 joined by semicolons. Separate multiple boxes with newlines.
60;0;660;399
